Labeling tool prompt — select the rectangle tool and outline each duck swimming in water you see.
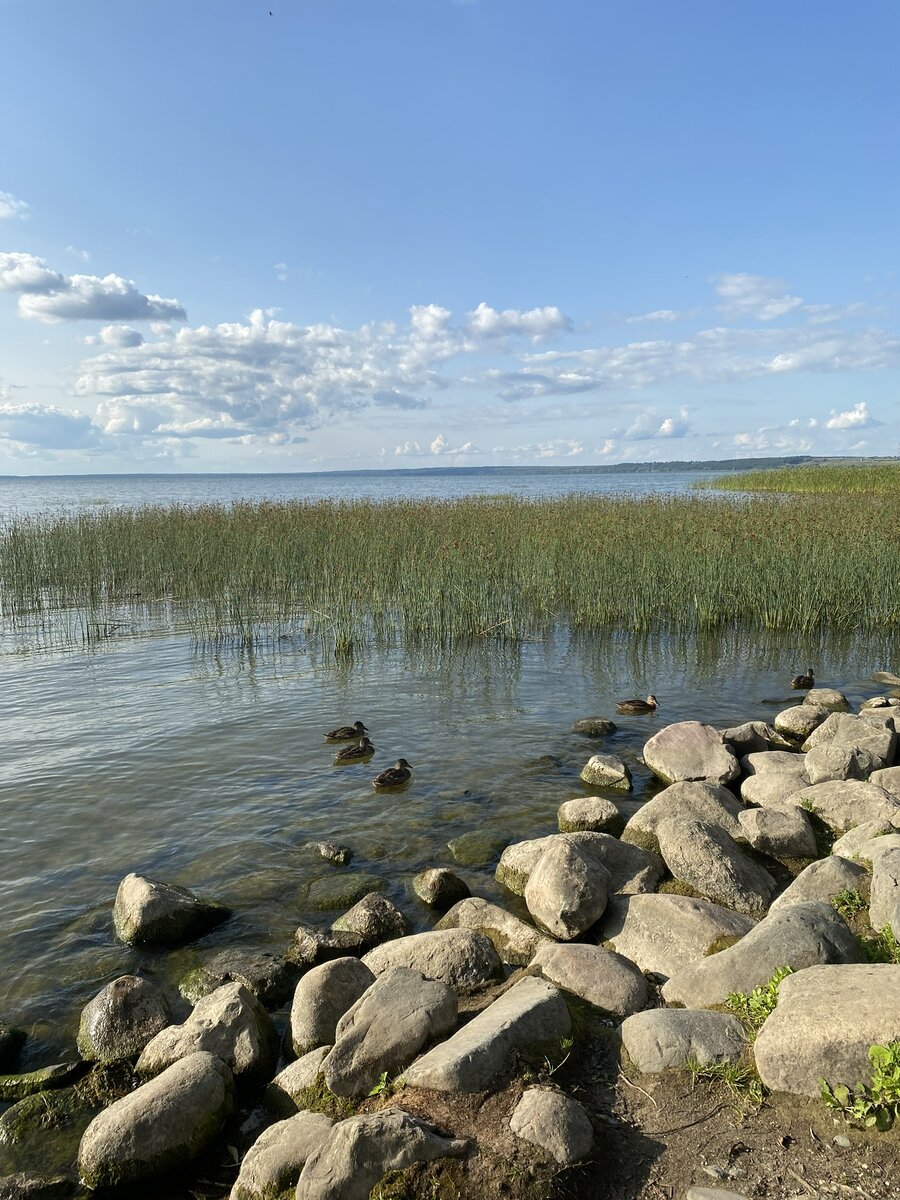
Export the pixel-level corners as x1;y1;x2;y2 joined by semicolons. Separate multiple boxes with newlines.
372;759;412;789
325;720;368;741
616;695;658;715
791;669;814;690
333;737;375;763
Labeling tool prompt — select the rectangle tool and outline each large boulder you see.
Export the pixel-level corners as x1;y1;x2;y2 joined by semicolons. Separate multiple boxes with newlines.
322;968;457;1097
869;847;900;936
754;964;900;1096
579;753;631;790
793;780;900;833
620;1009;747;1073
804;745;879;785
802;712;896;769
601;893;756;980
768;857;870;914
112;874;229;946
654;818;776;916
289;958;375;1057
524;836;611;940
404;977;571;1093
643;722;740;786
361;929;502;993
622;781;744;850
412;869;470;910
662;902;862;1008
77;1051;234;1189
804;688;851;712
295;1108;469;1200
331;893;410;945
740;772;807;809
508;1087;593;1165
831;818;900;860
136;983;277;1086
229;1111;334;1200
720;721;793;756
77;975;172;1062
532;942;647;1016
736;805;816;859
179;949;295;1009
871;765;900;801
558;796;625;835
496;832;664;897
773;704;830;741
436;897;551;966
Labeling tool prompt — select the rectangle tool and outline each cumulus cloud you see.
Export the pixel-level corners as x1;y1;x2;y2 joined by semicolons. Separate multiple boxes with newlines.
0;251;186;323
84;324;145;348
0;402;96;449
465;302;570;340
429;433;475;455
625;407;691;440
824;401;878;430
714;273;804;321
0;192;28;220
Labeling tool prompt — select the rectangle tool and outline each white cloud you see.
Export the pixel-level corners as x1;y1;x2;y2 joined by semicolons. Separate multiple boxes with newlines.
84;324;145;348
0;402;96;449
465;301;570;340
66;245;90;262
714;273;803;321
657;408;690;437
625;309;683;324
625;407;690;440
274;261;288;282
824;401;877;430
0;251;186;323
0;192;29;220
394;440;422;456
535;439;584;458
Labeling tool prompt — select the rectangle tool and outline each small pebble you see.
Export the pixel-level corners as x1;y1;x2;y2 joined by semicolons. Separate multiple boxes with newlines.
833;1134;851;1148
702;1165;729;1180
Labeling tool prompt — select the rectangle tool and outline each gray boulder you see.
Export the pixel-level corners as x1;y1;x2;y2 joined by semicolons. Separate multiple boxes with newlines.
736;805;816;859
289;958;375;1057
77;975;172;1063
524;836;611;939
720;721;793;756
774;704;830;740
620;1009;747;1073
136;982;277;1086
112;873;229;946
295;1108;469;1200
436;897;551;966
264;1048;331;1116
804;688;851;712
622;781;744;849
740;772;807;809
508;1087;593;1164
496;832;664;897
287;924;372;968
754;964;900;1096
655;818;776;916
322;968;457;1097
572;716;617;737
662;901;862;1008
579;753;632;790
794;779;900;833
558;796;624;835
178;949;295;1009
852;833;900;864
871;765;900;800
768;857;869;914
77;1051;235;1189
404;976;571;1093
601;893;756;980
412;868;470;910
331;893;410;944
802;712;896;769
831;818;899;860
230;1111;334;1200
869;847;900;936
642;721;740;786
804;745;879;785
361;929;502;993
741;750;805;776
532;942;647;1016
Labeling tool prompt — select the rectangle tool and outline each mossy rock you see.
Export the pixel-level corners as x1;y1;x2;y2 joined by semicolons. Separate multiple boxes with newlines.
620;828;662;857
0;1062;86;1103
304;873;386;911
705;935;742;956
289;1073;359;1121
447;832;509;867
658;879;703;899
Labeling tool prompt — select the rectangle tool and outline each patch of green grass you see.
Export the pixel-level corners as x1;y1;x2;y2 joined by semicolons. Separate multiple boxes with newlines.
832;888;867;921
292;1073;359;1120
859;925;900;964
821;1041;900;1130
699;463;900;496
725;966;793;1036
658;879;703;899
687;1057;765;1114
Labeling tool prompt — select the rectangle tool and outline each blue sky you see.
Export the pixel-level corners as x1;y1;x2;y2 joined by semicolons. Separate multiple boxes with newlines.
1;0;899;473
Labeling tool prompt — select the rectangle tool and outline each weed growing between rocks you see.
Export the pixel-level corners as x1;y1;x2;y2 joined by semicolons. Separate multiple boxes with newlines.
725;965;793;1036
821;1041;900;1130
832;888;867;922
859;925;900;964
686;1057;765;1116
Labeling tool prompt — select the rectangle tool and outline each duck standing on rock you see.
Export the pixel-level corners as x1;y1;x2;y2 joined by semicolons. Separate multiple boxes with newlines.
325;720;369;740
616;695;658;715
333;737;376;763
791;669;814;690
372;759;413;789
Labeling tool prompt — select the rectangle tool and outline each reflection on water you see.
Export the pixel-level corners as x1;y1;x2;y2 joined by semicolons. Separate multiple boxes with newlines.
0;621;894;1068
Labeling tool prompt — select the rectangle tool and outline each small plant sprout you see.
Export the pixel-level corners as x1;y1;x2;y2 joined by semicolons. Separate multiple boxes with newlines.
725;966;793;1036
820;1042;900;1130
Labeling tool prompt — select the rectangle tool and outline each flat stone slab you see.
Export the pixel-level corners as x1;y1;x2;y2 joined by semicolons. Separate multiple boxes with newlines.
662;901;863;1008
230;1110;334;1200
496;832;664;897
620;1009;747;1074
404;976;571;1093
436;897;551;966
601;893;756;980
655;818;776;916
532;942;647;1016
768;856;869;914
642;721;740;786
754;964;900;1096
509;1087;593;1165
362;929;502;992
793;780;900;833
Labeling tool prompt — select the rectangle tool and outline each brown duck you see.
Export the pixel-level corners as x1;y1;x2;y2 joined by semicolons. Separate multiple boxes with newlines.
616;695;658;715
372;759;412;789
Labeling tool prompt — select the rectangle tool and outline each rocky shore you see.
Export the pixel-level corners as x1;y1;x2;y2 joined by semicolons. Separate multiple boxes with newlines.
1;680;900;1199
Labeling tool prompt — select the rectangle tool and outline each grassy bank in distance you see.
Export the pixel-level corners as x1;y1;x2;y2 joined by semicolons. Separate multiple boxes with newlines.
2;492;899;649
700;462;900;495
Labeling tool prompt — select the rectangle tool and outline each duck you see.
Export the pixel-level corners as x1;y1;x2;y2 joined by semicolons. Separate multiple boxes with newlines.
372;759;412;789
325;720;368;741
616;695;658;715
791;669;814;690
333;737;376;763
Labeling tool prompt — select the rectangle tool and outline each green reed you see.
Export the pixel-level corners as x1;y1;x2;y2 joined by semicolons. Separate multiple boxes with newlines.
1;492;898;651
700;462;900;495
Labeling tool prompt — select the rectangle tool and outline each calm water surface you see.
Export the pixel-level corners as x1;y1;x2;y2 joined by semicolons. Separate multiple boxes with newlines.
0;470;894;1079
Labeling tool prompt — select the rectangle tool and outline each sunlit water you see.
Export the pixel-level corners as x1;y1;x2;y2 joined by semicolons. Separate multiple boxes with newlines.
0;471;894;1093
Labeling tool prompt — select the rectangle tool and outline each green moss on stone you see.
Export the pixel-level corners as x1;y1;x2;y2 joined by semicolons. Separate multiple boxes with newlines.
658;879;702;899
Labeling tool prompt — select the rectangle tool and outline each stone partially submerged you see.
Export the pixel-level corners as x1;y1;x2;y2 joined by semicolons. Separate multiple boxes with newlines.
496;832;663;897
524;836;611;939
579;753;632;790
77;975;172;1063
112;873;230;946
642;721;740;786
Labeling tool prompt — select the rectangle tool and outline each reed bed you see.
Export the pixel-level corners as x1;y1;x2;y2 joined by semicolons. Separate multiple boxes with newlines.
1;493;898;651
700;463;900;495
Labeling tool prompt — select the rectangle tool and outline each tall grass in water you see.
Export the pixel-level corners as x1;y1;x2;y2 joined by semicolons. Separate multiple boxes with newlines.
699;463;900;495
1;493;898;651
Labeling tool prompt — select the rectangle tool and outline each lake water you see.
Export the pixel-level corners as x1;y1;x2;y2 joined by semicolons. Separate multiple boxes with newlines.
0;469;894;1118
